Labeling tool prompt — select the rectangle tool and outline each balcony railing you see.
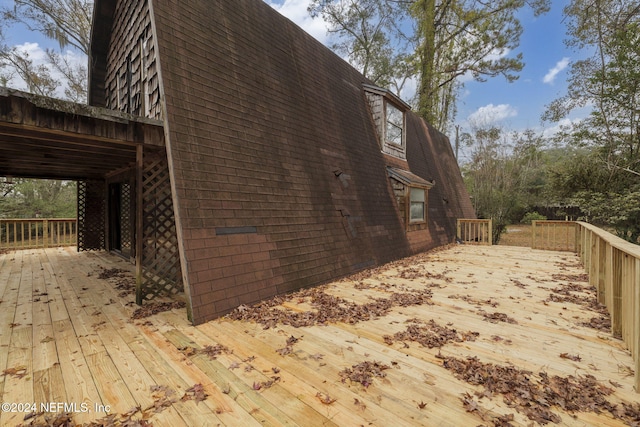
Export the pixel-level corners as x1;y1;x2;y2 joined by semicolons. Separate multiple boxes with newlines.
531;220;577;251
576;221;640;391
456;218;492;245
0;218;77;249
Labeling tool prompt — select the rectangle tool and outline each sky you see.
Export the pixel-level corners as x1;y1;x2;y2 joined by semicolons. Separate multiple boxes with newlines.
1;0;589;142
264;0;590;140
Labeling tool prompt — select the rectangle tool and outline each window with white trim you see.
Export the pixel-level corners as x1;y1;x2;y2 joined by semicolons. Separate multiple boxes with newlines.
363;84;410;160
409;187;426;223
385;102;404;146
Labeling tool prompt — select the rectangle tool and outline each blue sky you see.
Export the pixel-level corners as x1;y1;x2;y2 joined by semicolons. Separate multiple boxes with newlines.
265;0;590;139
2;0;588;139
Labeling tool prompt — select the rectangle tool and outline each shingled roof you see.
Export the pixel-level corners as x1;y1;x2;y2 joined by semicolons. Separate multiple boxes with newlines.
89;0;475;324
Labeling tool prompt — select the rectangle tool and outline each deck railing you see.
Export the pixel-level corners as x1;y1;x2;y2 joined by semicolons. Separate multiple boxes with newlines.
576;221;640;391
456;219;492;245
531;220;578;251
0;218;77;249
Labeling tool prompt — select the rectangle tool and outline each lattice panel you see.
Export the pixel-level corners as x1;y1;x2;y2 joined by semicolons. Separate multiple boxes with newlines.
120;182;133;257
138;154;183;301
77;180;106;251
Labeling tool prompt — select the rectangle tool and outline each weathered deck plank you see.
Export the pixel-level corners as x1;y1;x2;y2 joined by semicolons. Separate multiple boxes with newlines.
0;245;638;426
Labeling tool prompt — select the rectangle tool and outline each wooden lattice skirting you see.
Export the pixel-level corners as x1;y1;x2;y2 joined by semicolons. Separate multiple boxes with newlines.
137;151;183;302
77;179;106;251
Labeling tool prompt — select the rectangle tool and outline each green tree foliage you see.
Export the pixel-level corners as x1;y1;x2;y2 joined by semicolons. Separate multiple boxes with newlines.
462;126;548;243
308;0;414;94
0;2;89;217
0;26;59;96
0;178;76;218
309;0;549;132
543;0;640;242
0;0;91;102
3;0;91;53
411;0;549;131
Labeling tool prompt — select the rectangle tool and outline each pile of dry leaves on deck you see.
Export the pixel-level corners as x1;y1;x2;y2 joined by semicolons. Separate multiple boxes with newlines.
96;267;136;298
339;360;390;388
383;318;478;348
543;274;612;333
439;354;640;425
228;285;433;328
131;301;186;319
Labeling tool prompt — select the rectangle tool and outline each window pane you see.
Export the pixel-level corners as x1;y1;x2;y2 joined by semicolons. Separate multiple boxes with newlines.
410;187;425;202
410;202;424;221
386;103;403;145
410;188;425;222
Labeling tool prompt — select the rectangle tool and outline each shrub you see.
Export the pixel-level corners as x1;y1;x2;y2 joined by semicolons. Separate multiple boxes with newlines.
521;212;547;224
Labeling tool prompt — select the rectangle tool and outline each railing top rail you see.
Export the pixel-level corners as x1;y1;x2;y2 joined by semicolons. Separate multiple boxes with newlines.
577;221;640;258
533;220;576;225
0;218;77;222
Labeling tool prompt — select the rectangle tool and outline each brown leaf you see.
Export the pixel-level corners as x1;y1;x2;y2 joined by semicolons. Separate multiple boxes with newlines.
462;393;478;412
131;301;186;320
316;392;336;404
559;353;581;362
339;360;390;388
354;398;367;411
286;335;300;346
276;346;292;356
182;383;208;403
2;366;27;379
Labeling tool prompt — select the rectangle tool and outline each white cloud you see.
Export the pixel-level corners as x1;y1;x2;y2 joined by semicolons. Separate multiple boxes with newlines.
265;0;330;44
3;42;86;99
467;103;517;126
540;116;585;139
543;57;570;85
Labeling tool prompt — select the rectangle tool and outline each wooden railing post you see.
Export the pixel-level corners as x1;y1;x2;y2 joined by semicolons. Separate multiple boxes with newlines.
635;257;640;392
574;221;640;392
43;219;49;248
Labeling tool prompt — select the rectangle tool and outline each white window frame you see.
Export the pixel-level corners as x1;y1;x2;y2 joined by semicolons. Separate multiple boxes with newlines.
385;101;404;147
409;187;426;223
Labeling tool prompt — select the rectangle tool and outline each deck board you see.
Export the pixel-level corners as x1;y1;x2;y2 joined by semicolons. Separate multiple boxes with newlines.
0;245;638;426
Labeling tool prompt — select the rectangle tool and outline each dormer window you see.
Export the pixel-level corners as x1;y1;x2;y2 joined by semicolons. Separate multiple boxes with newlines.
385;102;404;146
363;84;410;160
387;167;434;228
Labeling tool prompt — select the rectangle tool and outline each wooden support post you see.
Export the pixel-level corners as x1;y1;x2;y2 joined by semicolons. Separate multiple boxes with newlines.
42;219;48;248
635;257;640;392
597;238;606;304
531;220;537;249
612;249;623;338
135;144;144;306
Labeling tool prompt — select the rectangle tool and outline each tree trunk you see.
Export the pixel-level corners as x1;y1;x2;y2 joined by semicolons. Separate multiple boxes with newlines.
415;0;437;125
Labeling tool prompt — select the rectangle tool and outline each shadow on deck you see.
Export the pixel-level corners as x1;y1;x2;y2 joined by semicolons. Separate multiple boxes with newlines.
0;245;638;426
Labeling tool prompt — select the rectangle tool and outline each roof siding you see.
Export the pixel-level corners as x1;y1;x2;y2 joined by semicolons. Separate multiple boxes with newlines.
150;0;421;323
87;0;476;324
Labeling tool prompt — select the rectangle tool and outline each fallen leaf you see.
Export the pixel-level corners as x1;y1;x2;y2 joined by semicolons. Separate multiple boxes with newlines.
182;383;208;403
2;366;27;379
559;353;581;362
316;392;336;404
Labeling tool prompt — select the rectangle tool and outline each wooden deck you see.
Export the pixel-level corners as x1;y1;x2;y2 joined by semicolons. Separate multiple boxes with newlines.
0;245;638;426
